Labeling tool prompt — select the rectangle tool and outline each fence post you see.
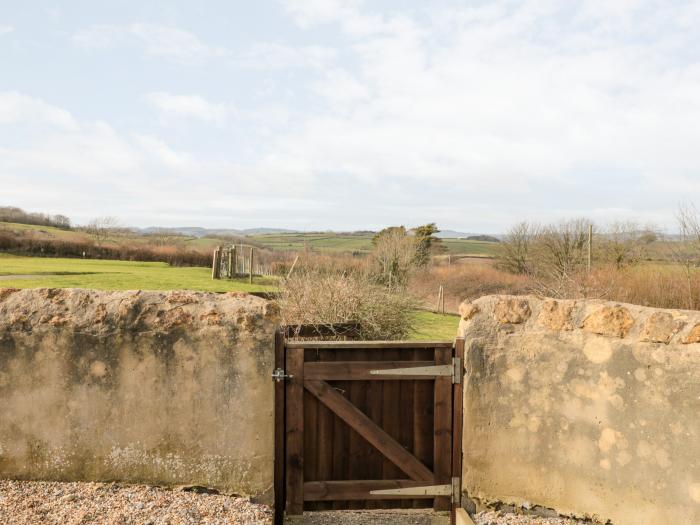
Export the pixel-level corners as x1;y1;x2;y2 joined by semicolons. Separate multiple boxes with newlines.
287;255;299;279
249;247;254;284
587;223;593;273
211;246;222;280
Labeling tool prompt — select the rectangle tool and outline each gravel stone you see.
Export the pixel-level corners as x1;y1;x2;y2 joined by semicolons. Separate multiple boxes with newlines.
0;480;272;525
474;510;589;525
295;509;590;525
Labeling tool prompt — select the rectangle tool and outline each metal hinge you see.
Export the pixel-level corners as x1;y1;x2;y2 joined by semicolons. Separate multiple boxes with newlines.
271;368;293;382
369;357;462;384
369;477;461;503
369;484;452;497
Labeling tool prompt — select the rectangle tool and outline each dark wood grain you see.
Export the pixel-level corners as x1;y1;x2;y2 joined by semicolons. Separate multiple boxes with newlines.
285;346;305;516
433;346;453;511
304;379;434;483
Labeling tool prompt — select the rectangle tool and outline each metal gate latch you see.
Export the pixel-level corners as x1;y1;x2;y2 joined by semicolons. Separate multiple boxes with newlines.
272;368;293;382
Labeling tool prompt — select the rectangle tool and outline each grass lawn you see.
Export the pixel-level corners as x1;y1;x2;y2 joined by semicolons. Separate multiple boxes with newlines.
410;310;460;340
0;254;277;292
0;254;457;339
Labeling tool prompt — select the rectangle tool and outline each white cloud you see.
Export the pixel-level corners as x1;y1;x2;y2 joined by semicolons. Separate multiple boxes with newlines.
146;92;231;123
233;42;336;70
72;23;225;63
0;25;13;36
259;0;700;229
281;0;363;28
0;92;314;225
0;91;77;130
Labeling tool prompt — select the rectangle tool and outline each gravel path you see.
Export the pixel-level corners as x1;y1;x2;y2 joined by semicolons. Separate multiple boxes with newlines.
297;509;449;524
0;480;272;525
296;509;589;525
474;510;589;525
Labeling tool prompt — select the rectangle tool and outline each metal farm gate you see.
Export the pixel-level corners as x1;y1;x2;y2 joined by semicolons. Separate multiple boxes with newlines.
273;326;465;523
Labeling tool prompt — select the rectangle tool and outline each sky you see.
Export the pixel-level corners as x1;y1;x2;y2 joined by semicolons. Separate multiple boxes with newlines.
1;0;700;233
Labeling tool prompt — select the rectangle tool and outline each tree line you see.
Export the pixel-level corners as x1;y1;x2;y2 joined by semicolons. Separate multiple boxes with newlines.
0;206;71;229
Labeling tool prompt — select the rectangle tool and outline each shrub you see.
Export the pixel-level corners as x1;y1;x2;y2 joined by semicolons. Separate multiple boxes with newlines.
277;269;416;340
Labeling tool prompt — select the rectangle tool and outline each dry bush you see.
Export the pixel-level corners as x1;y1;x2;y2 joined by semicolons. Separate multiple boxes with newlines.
553;263;700;310
277;269;416;340
371;226;419;286
409;260;532;313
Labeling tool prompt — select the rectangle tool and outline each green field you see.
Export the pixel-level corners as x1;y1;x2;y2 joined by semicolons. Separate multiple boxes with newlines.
249;231;498;256
0;254;276;292
410;310;460;339
0;254;457;340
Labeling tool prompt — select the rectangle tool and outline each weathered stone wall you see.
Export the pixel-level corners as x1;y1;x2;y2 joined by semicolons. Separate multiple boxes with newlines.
458;295;700;525
0;288;277;499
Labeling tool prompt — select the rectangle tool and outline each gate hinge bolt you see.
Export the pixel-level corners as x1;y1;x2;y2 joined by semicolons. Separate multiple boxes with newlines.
272;368;293;382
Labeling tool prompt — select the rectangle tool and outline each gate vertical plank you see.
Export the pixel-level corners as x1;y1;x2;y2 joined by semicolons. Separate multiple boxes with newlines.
366;375;384;509
285;346;305;516
304;350;319;504
452;338;465;520
399;347;415;508
274;329;285;525
316;349;334;511
348;348;367;510
331;349;349;510
413;347;433;509
381;347;401;508
434;346;453;511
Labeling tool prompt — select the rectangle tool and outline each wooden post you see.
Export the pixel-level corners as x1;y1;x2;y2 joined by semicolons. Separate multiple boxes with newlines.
587;224;593;273
285;346;304;515
211;246;221;280
274;328;286;525
452;338;466;523
434;346;453;511
249;247;254;284
436;285;444;314
286;255;299;279
227;248;233;279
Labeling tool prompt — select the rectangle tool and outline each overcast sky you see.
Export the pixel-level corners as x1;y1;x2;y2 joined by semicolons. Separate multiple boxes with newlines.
1;1;700;233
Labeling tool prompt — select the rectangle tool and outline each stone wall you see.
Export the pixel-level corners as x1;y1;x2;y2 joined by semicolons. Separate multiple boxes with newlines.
0;288;277;500
458;295;700;525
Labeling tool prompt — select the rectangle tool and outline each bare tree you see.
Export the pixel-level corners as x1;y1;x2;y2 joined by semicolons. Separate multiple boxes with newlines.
673;204;700;309
496;221;537;274
599;221;657;269
86;216;120;246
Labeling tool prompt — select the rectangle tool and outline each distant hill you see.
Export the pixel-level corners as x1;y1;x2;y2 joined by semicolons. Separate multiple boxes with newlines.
435;230;479;239
465;235;500;242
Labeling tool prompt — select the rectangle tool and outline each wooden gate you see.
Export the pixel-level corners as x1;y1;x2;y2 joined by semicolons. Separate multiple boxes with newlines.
274;330;465;523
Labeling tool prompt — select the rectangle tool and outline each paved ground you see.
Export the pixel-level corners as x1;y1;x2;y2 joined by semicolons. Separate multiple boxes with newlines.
0;480;272;524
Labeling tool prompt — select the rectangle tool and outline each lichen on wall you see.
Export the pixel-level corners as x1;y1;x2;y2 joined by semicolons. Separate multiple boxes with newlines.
458;295;700;525
0;288;277;499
